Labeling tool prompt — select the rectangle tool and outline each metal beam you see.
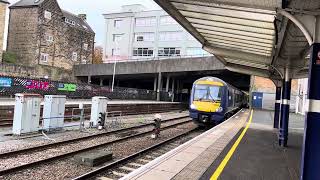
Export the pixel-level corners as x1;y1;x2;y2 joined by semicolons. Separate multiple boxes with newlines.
278;10;313;45
207;40;273;52
203;45;271;63
180;10;274;29
225;63;270;78
201;32;274;44
172;1;275;23
188;18;275;35
198;28;274;41
171;0;276;15
204;35;274;48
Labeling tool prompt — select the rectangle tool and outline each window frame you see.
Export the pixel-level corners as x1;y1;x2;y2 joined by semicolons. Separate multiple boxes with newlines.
112;48;120;56
114;20;122;28
83;43;88;50
135;17;156;27
158;47;181;57
40;53;49;63
72;52;78;61
113;34;123;42
133;48;154;57
44;10;52;20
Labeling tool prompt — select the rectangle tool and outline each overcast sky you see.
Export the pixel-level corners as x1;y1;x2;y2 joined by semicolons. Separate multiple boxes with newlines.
6;0;161;47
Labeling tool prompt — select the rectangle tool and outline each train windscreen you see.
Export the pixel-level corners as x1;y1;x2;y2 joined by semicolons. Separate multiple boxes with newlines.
193;85;222;102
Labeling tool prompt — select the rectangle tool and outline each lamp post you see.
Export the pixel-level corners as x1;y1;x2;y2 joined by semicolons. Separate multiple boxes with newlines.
111;42;118;92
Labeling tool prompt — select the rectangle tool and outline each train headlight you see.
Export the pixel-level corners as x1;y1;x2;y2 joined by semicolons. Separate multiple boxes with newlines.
216;107;223;112
190;104;196;109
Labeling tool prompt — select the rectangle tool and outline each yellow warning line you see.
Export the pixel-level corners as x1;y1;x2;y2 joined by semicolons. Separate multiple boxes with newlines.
210;109;254;180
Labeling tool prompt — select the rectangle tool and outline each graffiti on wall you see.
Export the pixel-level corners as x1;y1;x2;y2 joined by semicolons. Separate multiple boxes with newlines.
26;80;50;90
0;77;12;87
58;83;77;92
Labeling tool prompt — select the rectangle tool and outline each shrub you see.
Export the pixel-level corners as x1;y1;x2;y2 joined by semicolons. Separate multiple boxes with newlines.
2;51;17;64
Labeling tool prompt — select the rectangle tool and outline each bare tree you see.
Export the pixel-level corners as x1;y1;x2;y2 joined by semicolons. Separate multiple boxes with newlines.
93;46;103;64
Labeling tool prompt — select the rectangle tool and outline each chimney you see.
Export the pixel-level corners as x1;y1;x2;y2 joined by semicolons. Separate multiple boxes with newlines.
78;14;87;21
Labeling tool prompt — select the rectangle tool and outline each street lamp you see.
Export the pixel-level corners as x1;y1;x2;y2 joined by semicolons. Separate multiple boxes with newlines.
111;41;118;92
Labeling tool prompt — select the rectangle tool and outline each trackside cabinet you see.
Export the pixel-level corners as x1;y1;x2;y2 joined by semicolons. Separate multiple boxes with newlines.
90;96;108;127
12;94;42;135
43;95;66;130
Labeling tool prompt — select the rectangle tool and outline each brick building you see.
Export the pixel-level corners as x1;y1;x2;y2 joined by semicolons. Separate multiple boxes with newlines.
7;0;95;70
0;0;9;62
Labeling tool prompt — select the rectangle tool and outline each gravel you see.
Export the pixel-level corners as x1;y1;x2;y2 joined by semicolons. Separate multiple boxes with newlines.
0;117;191;171
1;122;197;180
0;111;188;154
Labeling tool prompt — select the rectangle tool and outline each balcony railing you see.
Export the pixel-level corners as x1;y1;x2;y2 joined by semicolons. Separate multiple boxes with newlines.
103;54;214;63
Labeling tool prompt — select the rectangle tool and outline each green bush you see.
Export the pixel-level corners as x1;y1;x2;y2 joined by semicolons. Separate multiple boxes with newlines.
2;51;17;64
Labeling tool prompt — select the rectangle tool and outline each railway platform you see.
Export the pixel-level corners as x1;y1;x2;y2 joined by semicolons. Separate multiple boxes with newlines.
122;109;304;180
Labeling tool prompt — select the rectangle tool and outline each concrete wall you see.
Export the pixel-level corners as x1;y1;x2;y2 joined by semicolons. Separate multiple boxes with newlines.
74;56;225;76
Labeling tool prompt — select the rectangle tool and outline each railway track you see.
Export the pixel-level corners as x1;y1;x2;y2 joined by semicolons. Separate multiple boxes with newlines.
73;128;203;180
0;117;192;176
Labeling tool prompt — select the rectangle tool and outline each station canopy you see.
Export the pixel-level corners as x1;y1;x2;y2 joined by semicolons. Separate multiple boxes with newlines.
154;0;320;80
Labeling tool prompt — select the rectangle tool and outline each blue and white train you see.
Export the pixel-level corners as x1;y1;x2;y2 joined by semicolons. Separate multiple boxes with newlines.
189;77;248;126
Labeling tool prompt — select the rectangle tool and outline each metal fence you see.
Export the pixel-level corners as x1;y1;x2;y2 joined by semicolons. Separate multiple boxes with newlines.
104;54;213;63
0;75;171;101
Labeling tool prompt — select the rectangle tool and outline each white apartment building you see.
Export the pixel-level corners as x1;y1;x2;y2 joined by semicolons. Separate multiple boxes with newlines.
103;4;209;62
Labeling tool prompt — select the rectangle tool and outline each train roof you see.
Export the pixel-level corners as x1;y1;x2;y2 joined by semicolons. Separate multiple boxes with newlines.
194;76;243;93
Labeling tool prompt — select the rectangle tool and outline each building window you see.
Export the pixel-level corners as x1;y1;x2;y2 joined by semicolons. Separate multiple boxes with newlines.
83;43;88;50
159;31;183;41
113;34;123;42
134;33;155;42
135;17;156;27
186;47;209;56
44;11;52;20
45;34;53;42
81;59;87;64
112;48;120;56
40;53;49;63
160;16;177;25
133;48;154;57
114;20;122;28
65;18;75;25
158;48;181;57
72;52;78;61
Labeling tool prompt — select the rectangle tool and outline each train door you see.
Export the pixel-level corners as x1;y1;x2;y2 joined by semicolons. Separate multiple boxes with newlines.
252;92;263;109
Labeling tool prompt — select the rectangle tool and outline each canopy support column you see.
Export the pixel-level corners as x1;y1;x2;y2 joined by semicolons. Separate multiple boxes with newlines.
274;86;281;129
301;43;320;180
279;68;291;147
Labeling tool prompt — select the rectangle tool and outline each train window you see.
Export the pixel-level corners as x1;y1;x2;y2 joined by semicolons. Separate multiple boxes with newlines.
194;85;222;101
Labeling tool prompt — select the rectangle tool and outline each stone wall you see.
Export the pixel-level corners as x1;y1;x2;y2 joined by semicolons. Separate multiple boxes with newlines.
0;2;8;63
0;63;77;82
7;7;39;66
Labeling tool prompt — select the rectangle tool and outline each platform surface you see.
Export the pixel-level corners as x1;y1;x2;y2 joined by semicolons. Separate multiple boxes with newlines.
122;109;304;180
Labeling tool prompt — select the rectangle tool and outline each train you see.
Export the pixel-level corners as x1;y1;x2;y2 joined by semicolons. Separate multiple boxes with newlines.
189;77;248;126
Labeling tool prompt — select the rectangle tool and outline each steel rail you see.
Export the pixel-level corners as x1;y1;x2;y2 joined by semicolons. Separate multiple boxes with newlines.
0;115;188;158
73;128;199;180
0;118;192;176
